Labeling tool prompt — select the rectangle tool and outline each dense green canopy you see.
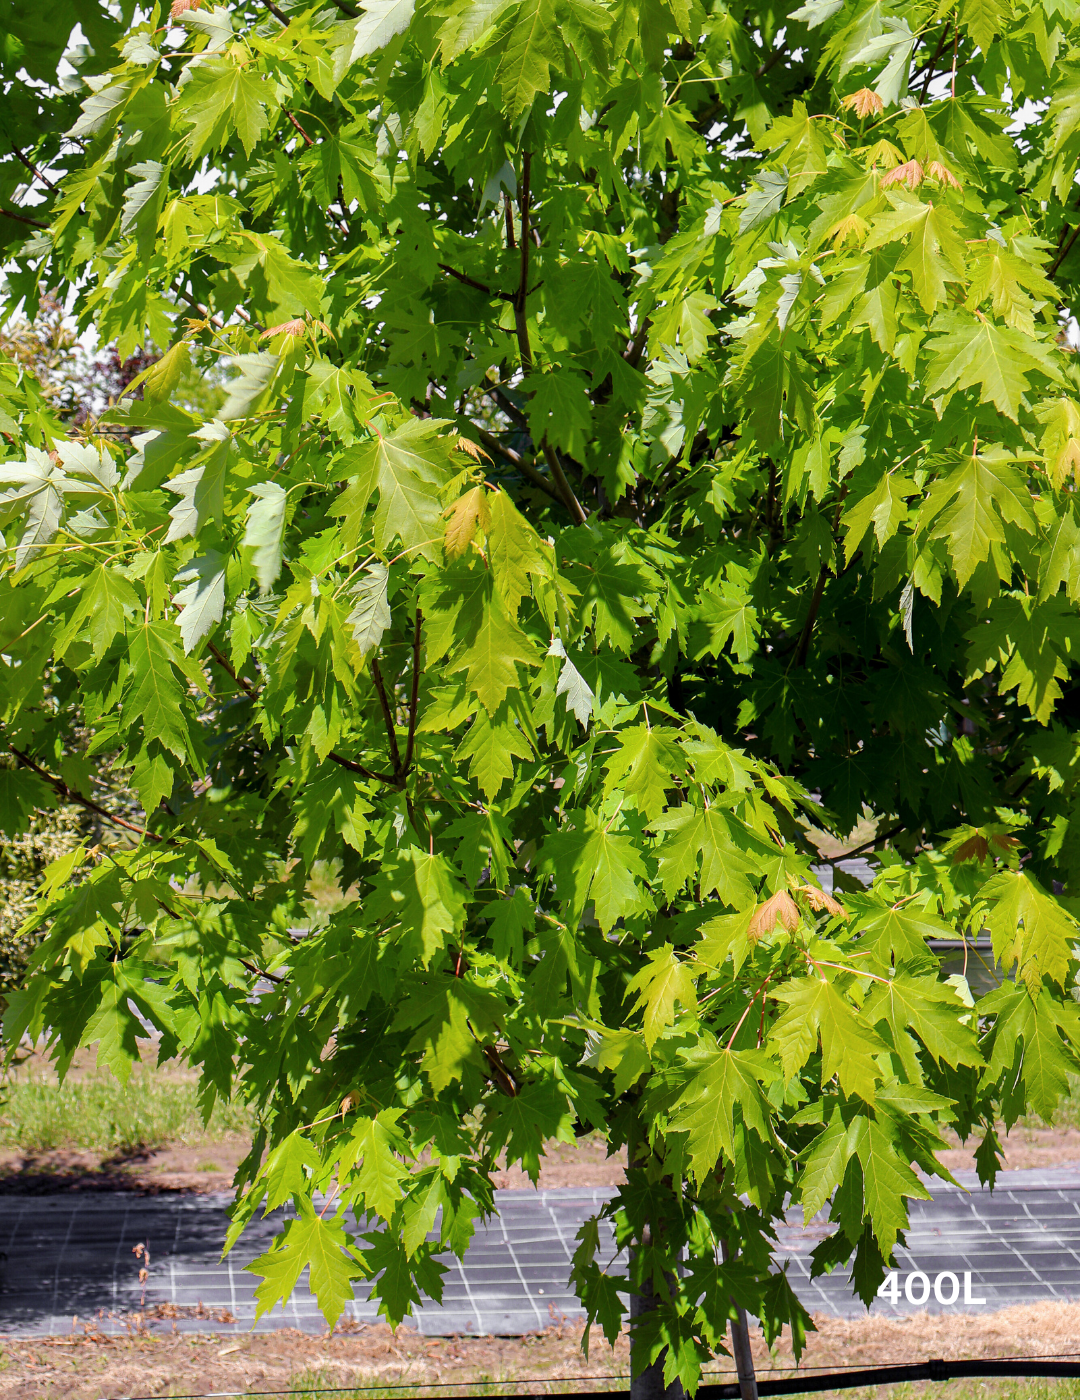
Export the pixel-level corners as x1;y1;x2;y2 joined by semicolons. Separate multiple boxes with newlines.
2;0;1080;1387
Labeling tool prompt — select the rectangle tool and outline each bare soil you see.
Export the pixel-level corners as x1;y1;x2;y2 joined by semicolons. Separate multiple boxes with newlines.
2;1302;1079;1400
2;1122;1076;1197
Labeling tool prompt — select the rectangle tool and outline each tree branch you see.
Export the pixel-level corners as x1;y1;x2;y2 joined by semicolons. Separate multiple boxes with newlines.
207;642;256;696
369;658;404;774
467;425;564;504
508;153;587;524
285;111;314;147
402;609;423;778
488;384;530;435
263;0;289;22
327;751;398;785
0;207;47;230
916;24;951;102
624;319;651;369
815;823;907;864
10;146;56;191
1049;224;1080;279
9;746;163;843
793;567;828;668
437;263;516;301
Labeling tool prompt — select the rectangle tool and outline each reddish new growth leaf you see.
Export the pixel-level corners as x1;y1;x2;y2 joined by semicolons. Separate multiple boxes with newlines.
261;320;306;339
802;885;845;917
749;890;801;938
842;88;884;118
880;159;924;190
170;0;203;15
926;161;962;188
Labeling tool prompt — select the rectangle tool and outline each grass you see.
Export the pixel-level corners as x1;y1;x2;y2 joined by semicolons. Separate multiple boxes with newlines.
281;1381;1080;1400
0;1064;253;1155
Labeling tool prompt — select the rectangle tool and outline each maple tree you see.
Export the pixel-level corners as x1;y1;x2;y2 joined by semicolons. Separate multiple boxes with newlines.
3;0;1080;1392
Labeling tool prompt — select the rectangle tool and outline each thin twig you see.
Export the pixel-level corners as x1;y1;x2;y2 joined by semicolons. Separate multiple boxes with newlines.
0;207;47;230
263;0;289;22
793;568;828;668
624;320;650;369
437;263;516;301
402;609;422;777
916;24;951;102
510;153;586;524
815;823;907;864
468;425;563;503
544;446;587;524
369;658;404;774
327;751;398;785
240;958;285;985
285;111;314;147
207;642;256;696
1049;225;1080;278
10;146;56;191
9;746;163;843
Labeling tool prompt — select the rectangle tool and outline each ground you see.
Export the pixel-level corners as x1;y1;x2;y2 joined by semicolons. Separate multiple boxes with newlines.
1;1303;1079;1400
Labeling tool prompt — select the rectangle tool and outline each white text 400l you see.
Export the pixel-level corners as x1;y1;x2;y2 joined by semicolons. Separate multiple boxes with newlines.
877;1272;986;1306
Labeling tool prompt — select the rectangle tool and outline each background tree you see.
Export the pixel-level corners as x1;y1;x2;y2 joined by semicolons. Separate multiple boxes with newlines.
2;0;1080;1396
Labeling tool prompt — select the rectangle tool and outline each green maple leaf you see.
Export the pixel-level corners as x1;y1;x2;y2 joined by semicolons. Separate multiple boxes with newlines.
691;587;759;663
367;848;467;966
841;473;911;560
799;1107;852;1222
487;886;535;964
494;0;562;118
863;974;979;1083
652;806;762;905
847;896;953;969
344;419;454;558
450;583;541;714
261;1130;323;1211
960;0;1007;51
484;1079;573;1181
603;724;686;819
850;1113;929;1257
342;1112;410;1220
390;975;504;1091
921;447;1036;588
666;1041;773;1183
346;562;392;657
54;565;139;661
359;1226;447;1325
249;1203;361;1328
454;706;534;799
625;946;698;1048
173;552;227;653
538;814;648;932
347;0;417;57
1038;499;1080;602
178;57;269;158
242;483;288;592
924;312;1060;421
966;594;1079;722
981;868;1077;995
164;426;230;543
770;978;886;1101
487;489;550;615
125;622;193;760
865;197;966;313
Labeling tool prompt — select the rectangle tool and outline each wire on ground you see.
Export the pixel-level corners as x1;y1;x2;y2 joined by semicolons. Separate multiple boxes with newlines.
103;1356;1080;1400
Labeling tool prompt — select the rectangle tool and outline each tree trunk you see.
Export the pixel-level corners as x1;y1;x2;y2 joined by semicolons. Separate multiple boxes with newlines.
630;1232;684;1400
720;1237;759;1400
